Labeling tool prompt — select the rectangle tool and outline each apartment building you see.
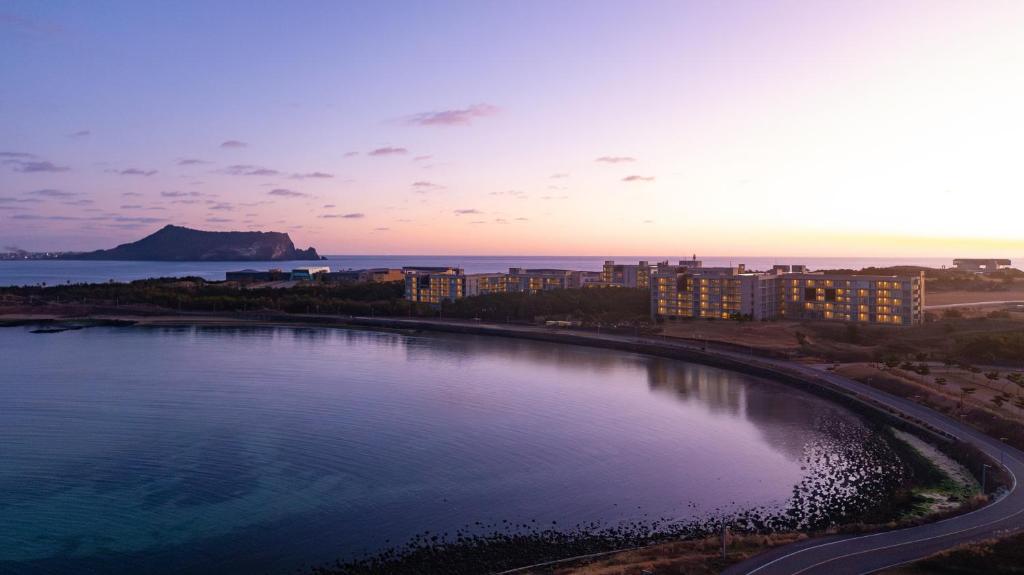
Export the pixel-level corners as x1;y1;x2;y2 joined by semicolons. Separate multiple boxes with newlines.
652;262;924;326
403;266;465;304
778;272;925;326
324;268;404;284
602;260;652;288
465;273;510;296
507;268;578;293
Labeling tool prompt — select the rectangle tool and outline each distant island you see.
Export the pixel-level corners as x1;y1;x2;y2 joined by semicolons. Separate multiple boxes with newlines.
61;225;323;261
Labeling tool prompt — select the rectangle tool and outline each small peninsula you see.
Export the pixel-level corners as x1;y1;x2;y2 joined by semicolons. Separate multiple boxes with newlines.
61;225;323;261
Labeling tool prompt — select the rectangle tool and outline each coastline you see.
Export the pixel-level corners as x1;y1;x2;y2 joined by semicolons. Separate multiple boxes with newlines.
3;311;1020;574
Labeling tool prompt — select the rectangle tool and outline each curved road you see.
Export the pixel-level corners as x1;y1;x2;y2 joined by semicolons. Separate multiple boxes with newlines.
345;317;1024;575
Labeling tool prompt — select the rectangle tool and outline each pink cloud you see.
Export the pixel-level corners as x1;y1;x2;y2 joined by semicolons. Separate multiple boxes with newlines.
406;104;498;127
369;146;408;156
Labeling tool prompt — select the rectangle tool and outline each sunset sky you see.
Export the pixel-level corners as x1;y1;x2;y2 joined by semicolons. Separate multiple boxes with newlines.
2;1;1023;256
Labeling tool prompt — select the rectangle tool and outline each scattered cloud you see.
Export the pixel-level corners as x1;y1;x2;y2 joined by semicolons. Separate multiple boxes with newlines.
63;199;94;206
220;140;247;148
373;227;390;231
177;158;209;166
208;202;234;211
323;204;336;208
596;156;636;163
320;212;364;219
220;164;279;176
290;171;334;179
0;151;35;158
27;189;76;198
122;192;144;197
0;196;42;204
622;175;655;182
343;151;359;158
540;195;569;200
112;216;167;224
4;159;70;173
489;190;527;198
12;214;80;221
268;188;308;198
643;219;654;224
68;130;91;138
550;173;568;179
161;191;203;198
412;180;443;192
469;220;486;224
406;104;498;127
515;217;529;221
494;218;508;224
369;146;408;156
413;155;433;162
206;217;233;223
454;208;482;215
110;168;158;176
120;204;143;209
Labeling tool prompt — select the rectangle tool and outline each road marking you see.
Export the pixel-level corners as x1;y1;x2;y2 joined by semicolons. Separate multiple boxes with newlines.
790;504;1024;574
743;441;1019;574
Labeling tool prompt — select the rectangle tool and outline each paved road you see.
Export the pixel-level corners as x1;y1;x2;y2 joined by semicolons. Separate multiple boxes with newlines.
349;317;1024;575
926;300;1024;310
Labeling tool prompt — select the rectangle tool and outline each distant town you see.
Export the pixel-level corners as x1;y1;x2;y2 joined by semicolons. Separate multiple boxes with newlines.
221;258;1012;327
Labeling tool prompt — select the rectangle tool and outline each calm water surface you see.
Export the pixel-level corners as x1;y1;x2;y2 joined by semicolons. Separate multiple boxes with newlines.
0;255;956;286
2;326;876;574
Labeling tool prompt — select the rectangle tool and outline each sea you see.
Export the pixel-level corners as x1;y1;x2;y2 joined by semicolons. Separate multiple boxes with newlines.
0;255;958;287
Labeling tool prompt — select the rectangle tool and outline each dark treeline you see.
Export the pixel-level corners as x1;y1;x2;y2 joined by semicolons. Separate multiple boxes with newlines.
0;279;653;325
0;278;414;316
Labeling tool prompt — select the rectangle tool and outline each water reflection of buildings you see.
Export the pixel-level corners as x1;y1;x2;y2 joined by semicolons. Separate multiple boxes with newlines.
184;326;860;464
644;358;857;461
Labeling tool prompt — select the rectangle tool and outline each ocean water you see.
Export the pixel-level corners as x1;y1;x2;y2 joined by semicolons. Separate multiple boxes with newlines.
0;326;889;574
0;255;956;286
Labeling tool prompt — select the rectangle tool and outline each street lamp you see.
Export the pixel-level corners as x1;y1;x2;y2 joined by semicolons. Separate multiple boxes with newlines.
982;463;991;493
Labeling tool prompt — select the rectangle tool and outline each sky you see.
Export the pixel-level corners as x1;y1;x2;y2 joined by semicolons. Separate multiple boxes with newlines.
1;0;1023;257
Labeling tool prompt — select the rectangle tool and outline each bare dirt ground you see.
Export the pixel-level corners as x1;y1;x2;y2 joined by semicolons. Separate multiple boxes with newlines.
832;363;1024;420
925;290;1024;306
657;320;805;352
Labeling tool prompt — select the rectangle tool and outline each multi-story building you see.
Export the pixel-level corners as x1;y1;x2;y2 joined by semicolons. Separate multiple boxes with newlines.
602;260;652;288
403;266;465;304
953;258;1012;274
506;268;577;293
465;273;510;296
652;262;924;326
778;272;925;326
574;270;608;288
324;268;404;284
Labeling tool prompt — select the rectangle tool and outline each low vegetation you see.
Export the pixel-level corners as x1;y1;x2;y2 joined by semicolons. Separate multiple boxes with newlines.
882;532;1024;574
